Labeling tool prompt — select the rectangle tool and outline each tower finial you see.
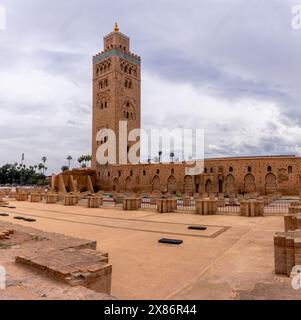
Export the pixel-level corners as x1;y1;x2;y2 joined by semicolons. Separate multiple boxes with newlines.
114;22;119;32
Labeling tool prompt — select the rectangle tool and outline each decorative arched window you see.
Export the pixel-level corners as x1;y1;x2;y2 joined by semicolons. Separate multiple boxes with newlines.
267;166;272;172
229;167;233;173
156;169;160;175
108;172;111;178
130;170;133;176
288;166;293;174
171;168;175;174
204;168;207;174
210;168;213;173
143;170;146;176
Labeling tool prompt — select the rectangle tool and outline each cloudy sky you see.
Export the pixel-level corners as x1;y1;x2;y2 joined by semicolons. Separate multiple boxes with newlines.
0;0;301;173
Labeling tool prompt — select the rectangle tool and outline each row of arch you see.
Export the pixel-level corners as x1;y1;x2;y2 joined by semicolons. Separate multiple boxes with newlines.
207;173;277;194
96;59;112;76
204;165;293;175
120;61;137;76
113;175;194;194
99;79;108;89
99;101;108;110
112;173;278;194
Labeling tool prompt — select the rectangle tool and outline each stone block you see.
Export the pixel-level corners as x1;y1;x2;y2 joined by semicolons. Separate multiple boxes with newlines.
88;196;102;208
123;197;142;211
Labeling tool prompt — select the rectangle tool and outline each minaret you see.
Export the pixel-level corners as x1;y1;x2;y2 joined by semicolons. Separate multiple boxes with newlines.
92;23;141;169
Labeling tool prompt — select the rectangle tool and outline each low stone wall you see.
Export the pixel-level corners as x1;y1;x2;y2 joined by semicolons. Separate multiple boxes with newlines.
123;198;142;211
16;192;29;201
274;212;301;277
46;194;59;204
30;194;43;203
240;200;264;217
156;198;177;213
88;196;103;208
64;195;79;206
195;199;218;215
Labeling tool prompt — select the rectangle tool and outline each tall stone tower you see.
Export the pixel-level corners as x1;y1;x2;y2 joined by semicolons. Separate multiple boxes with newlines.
92;23;141;169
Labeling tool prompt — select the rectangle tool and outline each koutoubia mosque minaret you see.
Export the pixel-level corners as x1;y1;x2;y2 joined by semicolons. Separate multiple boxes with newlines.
92;23;141;169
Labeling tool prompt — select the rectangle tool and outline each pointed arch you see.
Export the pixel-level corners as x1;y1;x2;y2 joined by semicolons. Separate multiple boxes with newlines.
113;178;120;192
125;176;134;191
205;179;212;194
244;173;256;193
184;175;193;194
167;175;177;194
225;174;235;194
152;175;160;192
265;173;277;195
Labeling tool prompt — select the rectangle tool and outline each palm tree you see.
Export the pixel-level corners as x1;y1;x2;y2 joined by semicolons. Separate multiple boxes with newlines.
67;155;72;169
158;151;162;163
170;151;175;163
78;156;84;167
38;163;44;174
87;155;92;167
42;156;47;175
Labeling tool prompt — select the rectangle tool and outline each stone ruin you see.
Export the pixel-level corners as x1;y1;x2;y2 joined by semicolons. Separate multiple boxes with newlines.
0;221;113;298
274;202;301;277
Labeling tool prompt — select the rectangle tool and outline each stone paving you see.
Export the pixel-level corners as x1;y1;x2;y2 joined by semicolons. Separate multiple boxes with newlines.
1;200;301;299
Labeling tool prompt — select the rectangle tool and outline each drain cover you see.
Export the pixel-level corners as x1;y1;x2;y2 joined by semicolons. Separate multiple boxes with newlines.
158;238;183;245
188;226;207;231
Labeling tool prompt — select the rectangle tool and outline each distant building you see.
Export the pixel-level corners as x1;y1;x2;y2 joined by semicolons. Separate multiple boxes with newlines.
53;25;301;196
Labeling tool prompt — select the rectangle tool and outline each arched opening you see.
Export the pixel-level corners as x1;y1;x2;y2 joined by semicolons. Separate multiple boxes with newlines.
225;174;235;194
244;173;256;193
267;166;272;172
184;175;193;194
219;179;223;193
125;177;134;191
288;166;293;174
205;179;212;194
265;173;277;195
113;178;120;192
167;175;177;194
152;175;160;192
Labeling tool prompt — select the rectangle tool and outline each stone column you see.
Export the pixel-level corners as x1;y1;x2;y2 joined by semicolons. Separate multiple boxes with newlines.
16;192;28;201
88;196;102;208
46;194;58;204
240;200;264;217
294;238;301;269
274;234;287;276
284;214;297;232
30;194;43;203
123;197;142;211
285;237;296;276
157;198;176;213
195;199;217;215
